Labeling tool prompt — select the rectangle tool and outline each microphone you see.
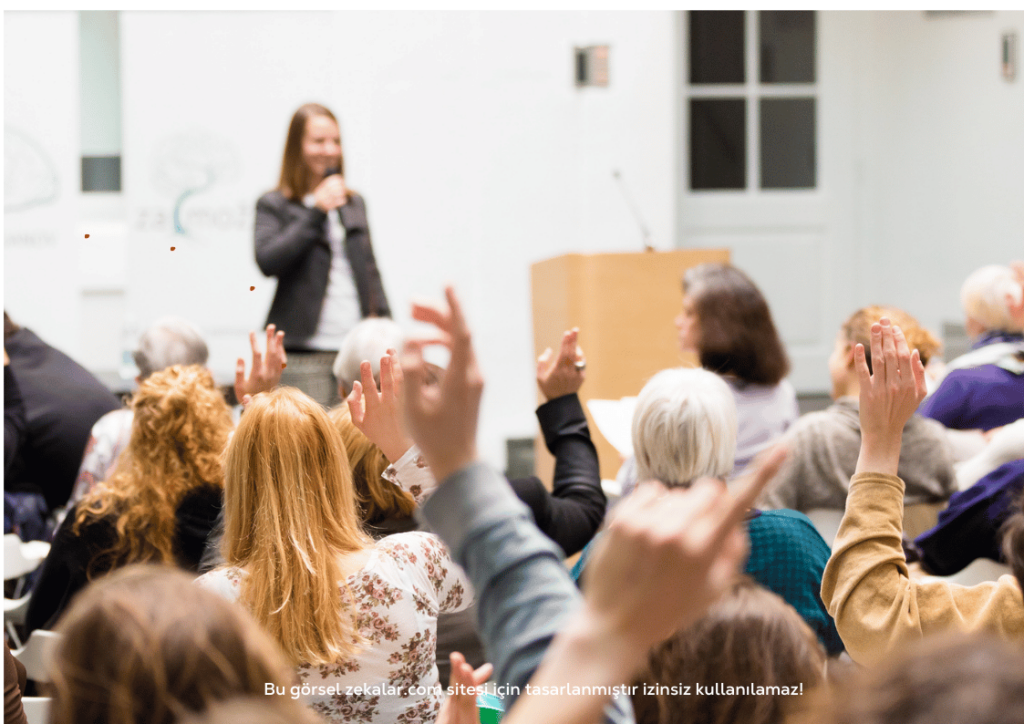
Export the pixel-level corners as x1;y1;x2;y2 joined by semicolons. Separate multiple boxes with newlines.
612;169;655;252
321;168;349;214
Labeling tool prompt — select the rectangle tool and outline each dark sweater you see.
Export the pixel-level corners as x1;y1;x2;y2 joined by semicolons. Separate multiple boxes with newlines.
4;328;120;511
25;484;222;633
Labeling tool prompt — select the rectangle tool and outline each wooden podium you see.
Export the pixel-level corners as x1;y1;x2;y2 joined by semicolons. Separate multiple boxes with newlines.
530;248;730;484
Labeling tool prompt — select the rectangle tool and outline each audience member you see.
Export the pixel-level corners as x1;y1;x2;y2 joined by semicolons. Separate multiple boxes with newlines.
797;633;1024;724
397;285;786;724
573;366;843;654
26;365;231;633
333;317;406;397
759;305;956;512
618;262;797;493
911;461;1024;576
348;328;607;557
631;576;825;724
3;311;120;531
337;330;606;682
955;418;1024;491
196;386;471;723
919;264;1024;430
821;319;1024;666
69;317;285;505
48;565;318;724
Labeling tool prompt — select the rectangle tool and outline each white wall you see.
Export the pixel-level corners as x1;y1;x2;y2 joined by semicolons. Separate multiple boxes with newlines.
5;12;82;356
855;10;1024;337
4;10;1023;469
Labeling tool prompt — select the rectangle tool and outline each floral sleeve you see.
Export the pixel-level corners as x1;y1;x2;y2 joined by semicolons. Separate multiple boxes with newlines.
382;445;439;506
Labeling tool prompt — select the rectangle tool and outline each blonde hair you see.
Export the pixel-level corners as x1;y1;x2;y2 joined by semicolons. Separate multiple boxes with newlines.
961;264;1024;334
841;305;942;370
328;404;416;525
632;367;737;487
74;365;232;575
223;387;372;665
50;565;301;724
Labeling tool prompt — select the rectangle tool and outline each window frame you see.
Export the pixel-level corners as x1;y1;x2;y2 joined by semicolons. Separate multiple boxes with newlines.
684;10;819;195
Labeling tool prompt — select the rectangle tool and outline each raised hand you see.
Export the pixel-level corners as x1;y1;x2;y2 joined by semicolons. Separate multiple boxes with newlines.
854;318;928;476
347;350;413;463
401;286;483;482
436;652;494;724
536;328;586;401
312;174;349;212
234;324;287;403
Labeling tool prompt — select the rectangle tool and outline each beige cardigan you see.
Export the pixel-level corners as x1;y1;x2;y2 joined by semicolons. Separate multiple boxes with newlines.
821;472;1024;666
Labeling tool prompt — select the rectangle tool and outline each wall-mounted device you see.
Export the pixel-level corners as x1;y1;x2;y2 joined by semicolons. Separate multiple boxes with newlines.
1003;32;1017;82
574;45;609;87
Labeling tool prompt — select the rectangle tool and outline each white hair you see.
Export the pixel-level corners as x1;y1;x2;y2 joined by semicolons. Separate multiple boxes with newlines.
132;316;208;379
961;265;1024;334
632;368;737;488
332;318;406;389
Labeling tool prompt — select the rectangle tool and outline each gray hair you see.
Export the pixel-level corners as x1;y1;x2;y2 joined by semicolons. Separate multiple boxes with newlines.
632;367;737;488
961;264;1024;334
332;318;406;390
132;317;209;380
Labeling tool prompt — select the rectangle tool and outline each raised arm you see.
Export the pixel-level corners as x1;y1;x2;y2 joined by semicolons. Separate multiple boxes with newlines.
402;287;630;724
821;319;1024;665
509;329;605;555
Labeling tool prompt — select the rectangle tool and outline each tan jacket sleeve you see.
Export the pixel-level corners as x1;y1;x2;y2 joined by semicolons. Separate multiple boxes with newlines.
821;472;1024;666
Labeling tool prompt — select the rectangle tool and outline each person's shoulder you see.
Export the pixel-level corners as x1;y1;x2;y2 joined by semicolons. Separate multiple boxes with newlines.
255;189;292;211
751;509;828;544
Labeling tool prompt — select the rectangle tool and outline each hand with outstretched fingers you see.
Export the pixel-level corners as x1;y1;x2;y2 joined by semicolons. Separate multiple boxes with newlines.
401;286;484;483
347;350;413;463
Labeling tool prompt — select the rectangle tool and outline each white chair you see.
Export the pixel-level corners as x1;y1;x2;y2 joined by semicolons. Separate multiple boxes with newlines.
4;593;32;648
12;629;62;685
19;697;52;724
4;533;50;647
4;533;50;584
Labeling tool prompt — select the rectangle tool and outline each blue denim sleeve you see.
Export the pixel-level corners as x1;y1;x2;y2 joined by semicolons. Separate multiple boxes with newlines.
419;461;634;724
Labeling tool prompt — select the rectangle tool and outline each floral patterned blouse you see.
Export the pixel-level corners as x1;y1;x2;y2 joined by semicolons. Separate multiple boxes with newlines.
196;530;472;723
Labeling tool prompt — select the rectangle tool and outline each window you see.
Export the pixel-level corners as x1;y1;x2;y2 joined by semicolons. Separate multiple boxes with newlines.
686;11;816;191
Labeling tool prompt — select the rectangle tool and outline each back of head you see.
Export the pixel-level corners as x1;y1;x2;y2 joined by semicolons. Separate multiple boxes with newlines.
50;565;295;724
332;317;406;392
75;364;232;571
328;404;416;526
960;264;1024;334
683;263;790;385
632;367;737;487
639;576;825;724
133;316;209;380
223;386;370;665
841;305;941;371
803;632;1024;724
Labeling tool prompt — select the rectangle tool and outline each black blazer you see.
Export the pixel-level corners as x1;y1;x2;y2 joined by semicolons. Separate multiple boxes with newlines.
254;190;390;342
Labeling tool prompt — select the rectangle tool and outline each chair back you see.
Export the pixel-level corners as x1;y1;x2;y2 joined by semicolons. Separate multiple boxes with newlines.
12;629;62;684
20;697;52;724
4;534;50;581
